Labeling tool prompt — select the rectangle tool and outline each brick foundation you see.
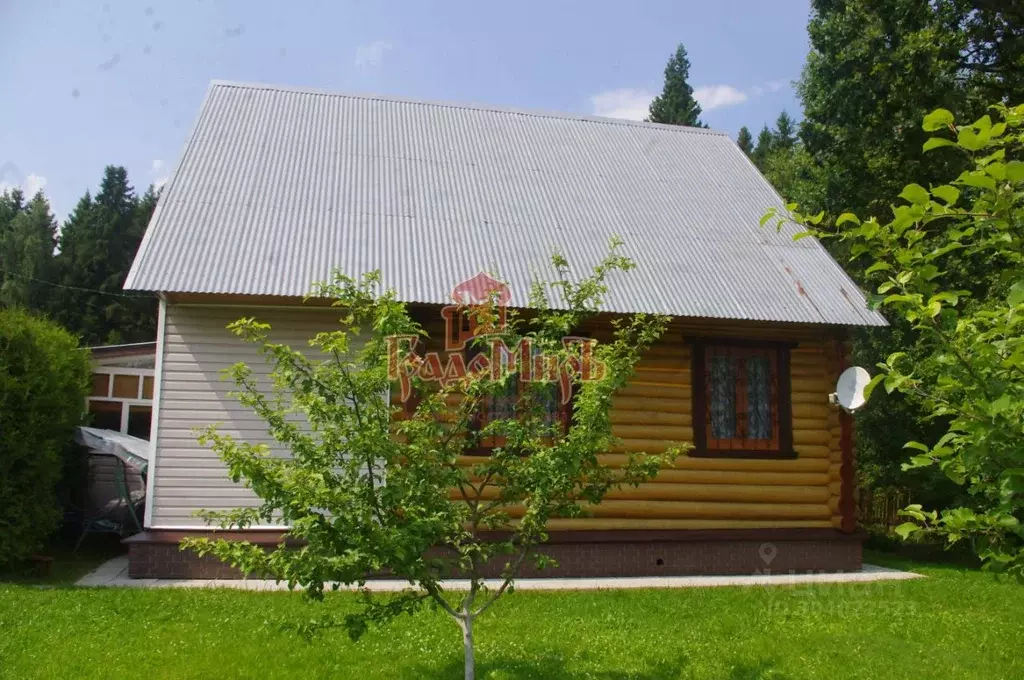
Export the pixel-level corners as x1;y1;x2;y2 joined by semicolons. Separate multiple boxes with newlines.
126;529;863;579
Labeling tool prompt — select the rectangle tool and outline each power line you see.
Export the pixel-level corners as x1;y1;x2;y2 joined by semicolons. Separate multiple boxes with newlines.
0;268;155;300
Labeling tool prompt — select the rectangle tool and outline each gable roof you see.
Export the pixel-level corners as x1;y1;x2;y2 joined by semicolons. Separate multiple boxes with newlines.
125;80;885;327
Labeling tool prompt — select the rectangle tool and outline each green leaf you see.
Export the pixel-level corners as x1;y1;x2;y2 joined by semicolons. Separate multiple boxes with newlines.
922;108;954;131
904;441;929;453
862;373;885;401
836;212;860;227
930;185;960;205
1006;161;1024;182
989;394;1012;416
923;137;957;152
899;183;930;206
865;262;892;275
929;292;959;306
759;209;776;228
885;351;907;366
894;522;920;540
957;171;996;190
957;127;987;151
1009;281;1024;306
997;515;1020;530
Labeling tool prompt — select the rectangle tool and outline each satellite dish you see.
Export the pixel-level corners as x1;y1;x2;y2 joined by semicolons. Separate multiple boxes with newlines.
830;366;872;412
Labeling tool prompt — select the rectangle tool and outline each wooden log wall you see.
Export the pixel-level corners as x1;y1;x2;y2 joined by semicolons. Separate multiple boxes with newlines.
402;308;847;532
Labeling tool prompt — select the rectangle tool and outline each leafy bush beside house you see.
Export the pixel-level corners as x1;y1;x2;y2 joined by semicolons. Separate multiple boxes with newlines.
0;309;91;565
769;103;1024;579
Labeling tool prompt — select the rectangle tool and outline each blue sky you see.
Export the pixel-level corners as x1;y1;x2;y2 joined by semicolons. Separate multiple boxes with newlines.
0;0;811;221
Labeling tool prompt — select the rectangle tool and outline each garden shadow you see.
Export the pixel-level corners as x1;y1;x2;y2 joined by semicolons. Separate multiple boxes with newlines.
411;653;791;680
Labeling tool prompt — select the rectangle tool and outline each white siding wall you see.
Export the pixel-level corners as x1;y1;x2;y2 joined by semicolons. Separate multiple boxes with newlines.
150;304;344;527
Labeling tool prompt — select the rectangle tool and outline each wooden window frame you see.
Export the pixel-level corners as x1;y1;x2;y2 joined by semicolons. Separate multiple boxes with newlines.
690;339;796;459
465;327;581;457
86;367;155;437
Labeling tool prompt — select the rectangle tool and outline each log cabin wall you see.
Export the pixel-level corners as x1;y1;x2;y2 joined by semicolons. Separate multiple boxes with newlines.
402;305;850;533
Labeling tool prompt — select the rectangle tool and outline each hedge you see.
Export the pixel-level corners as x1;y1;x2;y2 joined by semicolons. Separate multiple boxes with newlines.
0;309;91;564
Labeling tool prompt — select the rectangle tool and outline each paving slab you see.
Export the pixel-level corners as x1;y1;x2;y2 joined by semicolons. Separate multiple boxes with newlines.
76;558;923;591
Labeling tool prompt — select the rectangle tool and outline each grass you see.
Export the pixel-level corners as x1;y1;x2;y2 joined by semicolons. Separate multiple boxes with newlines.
0;551;1022;679
0;534;126;587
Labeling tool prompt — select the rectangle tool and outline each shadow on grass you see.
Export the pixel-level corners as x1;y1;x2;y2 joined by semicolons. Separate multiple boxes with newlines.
0;532;125;586
412;653;790;680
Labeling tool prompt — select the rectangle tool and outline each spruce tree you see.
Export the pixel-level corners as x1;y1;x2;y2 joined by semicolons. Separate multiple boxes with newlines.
773;111;797;150
0;192;57;310
0;189;25;272
54;167;157;344
751;125;774;169
647;44;706;127
736;126;754;156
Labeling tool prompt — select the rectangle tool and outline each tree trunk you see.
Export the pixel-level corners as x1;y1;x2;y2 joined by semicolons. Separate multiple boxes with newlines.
459;615;476;680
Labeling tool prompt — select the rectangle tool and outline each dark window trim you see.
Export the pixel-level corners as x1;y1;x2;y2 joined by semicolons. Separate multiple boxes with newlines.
465;330;587;457
689;338;795;459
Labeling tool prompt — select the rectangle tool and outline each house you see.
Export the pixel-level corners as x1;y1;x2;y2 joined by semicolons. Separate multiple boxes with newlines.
86;342;156;440
123;80;886;579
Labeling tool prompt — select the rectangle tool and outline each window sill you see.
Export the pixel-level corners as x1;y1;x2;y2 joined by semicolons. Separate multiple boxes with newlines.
688;449;799;460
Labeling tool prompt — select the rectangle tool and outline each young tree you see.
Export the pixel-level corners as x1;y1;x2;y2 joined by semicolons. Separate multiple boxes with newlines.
766;103;1024;580
736;126;754;156
647;43;705;127
0;192;58;311
184;244;683;679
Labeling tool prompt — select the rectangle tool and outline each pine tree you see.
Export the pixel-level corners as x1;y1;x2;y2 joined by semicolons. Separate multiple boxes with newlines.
647;44;706;127
54;166;157;345
736;126;754;156
773;111;797;150
0;192;57;310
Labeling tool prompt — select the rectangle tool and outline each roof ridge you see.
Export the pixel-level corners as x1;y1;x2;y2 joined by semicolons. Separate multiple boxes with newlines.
207;79;729;136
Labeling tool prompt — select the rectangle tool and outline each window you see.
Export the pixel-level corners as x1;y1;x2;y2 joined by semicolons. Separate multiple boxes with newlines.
86;369;155;441
691;341;793;457
467;338;571;453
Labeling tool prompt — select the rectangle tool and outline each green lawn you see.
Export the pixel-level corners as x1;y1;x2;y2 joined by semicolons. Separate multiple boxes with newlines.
1;552;1021;680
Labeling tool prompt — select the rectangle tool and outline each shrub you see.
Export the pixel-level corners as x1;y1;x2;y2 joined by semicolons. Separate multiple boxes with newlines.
0;309;90;564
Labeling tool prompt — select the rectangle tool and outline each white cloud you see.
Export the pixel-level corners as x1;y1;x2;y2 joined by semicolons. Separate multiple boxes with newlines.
25;173;46;196
354;40;392;68
151;159;165;173
693;85;748;112
0;171;47;197
591;79;790;122
589;88;655;121
154;176;169;190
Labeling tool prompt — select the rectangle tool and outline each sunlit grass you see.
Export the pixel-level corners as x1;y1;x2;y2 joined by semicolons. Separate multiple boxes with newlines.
0;551;1021;679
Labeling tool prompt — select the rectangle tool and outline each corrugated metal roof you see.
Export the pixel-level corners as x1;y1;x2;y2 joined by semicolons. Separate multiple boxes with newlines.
125;80;886;327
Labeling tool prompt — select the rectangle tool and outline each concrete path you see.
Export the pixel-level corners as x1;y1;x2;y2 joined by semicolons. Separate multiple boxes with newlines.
77;556;923;591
